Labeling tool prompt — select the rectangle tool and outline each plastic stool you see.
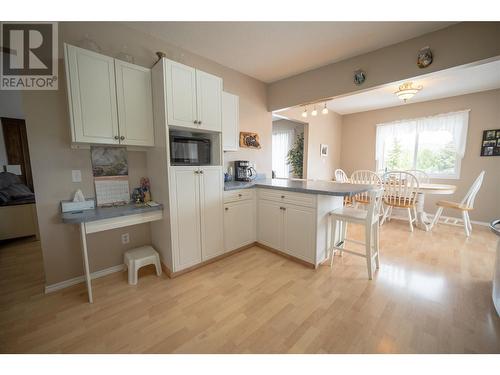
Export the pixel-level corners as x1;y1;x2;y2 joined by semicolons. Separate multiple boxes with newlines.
124;246;162;285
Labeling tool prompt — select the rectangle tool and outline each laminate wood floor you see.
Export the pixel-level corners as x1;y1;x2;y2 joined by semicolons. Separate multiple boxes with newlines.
1;222;499;353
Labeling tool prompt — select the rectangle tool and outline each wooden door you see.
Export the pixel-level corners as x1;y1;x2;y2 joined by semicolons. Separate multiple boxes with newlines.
222;91;239;151
170;166;202;270
1;118;33;191
64;44;119;144
196;70;222;132
165;60;198;129
199;166;224;260
115;60;154;146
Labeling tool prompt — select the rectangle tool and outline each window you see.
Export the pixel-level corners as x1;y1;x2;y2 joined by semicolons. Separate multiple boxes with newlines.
272;129;293;178
375;110;469;179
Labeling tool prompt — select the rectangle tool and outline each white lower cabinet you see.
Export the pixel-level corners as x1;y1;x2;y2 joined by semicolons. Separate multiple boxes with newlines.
283;205;316;263
257;199;284;251
224;199;256;252
170;166;223;271
257;189;317;264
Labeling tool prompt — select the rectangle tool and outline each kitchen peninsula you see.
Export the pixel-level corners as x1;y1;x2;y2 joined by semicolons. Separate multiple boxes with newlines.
223;179;373;268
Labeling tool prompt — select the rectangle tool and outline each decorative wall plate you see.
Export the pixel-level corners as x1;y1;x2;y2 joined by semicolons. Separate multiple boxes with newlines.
354;69;366;85
417;47;433;68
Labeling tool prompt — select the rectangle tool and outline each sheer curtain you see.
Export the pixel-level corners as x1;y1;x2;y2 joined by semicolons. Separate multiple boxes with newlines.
376;110;470;162
272;130;293;178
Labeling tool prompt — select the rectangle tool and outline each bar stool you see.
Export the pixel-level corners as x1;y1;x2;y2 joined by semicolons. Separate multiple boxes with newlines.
328;189;383;280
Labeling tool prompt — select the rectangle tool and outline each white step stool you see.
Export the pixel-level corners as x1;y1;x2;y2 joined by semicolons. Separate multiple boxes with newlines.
124;246;162;285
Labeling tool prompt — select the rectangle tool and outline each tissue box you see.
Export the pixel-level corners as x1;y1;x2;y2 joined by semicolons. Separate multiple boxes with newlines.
61;199;95;213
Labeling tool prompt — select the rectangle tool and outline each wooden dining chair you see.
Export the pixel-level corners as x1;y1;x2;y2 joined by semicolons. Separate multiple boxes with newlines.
334;169;349;183
380;171;420;232
406;169;430;184
431;171;485;237
350;170;382;208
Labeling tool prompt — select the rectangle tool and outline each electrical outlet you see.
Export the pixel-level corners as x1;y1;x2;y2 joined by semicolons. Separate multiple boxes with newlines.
71;170;82;183
121;233;130;244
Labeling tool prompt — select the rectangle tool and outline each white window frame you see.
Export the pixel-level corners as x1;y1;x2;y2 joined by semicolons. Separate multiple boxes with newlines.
375;110;469;180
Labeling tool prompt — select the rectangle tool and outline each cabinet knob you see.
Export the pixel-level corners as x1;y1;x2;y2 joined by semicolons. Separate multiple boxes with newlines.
198;121;202;125
238;194;242;197
120;136;125;141
281;195;285;199
199;170;204;174
193;120;198;124
114;135;119;140
194;171;199;174
225;207;229;211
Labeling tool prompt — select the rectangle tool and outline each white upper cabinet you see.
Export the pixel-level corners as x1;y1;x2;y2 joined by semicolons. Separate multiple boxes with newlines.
65;44;119;144
164;59;222;131
196;70;222;132
222;91;239;151
165;60;198;128
64;43;154;146
115;60;154;146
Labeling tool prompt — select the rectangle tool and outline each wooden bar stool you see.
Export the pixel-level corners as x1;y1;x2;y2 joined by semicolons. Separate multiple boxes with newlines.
328;189;383;280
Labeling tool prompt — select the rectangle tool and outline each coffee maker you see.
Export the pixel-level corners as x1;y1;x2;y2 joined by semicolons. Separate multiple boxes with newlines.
234;160;256;182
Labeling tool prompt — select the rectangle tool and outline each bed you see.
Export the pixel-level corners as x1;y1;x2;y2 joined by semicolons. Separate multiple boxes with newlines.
0;172;38;241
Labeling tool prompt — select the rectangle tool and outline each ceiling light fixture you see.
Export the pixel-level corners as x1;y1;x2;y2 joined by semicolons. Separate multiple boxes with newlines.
322;102;329;115
311;106;318;116
395;82;422;102
301;107;308;118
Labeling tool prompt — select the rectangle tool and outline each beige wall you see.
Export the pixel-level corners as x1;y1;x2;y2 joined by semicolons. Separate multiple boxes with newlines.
21;22;271;286
268;22;500;111
341;89;500;223
277;107;342;181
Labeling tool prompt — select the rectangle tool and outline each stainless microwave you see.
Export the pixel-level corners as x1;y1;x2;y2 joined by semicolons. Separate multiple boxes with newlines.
170;135;211;165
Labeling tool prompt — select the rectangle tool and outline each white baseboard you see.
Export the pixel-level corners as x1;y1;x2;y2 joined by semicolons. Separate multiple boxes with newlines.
44;264;126;294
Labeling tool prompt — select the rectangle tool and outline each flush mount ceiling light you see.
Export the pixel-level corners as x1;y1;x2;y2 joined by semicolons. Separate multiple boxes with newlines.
395;82;423;102
322;102;329;115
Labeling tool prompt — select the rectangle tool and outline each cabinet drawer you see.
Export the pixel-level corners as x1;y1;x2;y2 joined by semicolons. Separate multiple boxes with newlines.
257;188;316;208
223;189;255;203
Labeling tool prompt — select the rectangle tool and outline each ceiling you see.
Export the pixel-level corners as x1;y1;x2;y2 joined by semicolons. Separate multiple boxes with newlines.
125;22;455;83
324;59;500;115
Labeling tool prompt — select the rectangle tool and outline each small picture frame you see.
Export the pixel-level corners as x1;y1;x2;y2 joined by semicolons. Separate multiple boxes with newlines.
320;144;328;157
239;132;261;149
480;128;500;156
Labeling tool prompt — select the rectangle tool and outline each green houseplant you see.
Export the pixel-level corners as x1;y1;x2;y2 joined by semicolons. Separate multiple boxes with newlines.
287;132;304;178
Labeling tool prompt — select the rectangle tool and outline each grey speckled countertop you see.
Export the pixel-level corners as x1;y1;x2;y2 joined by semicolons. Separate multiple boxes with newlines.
61;203;163;224
225;178;373;197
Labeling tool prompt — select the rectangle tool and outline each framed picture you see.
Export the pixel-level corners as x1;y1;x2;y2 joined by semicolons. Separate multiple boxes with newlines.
480;128;500;156
239;132;261;149
320;144;328;157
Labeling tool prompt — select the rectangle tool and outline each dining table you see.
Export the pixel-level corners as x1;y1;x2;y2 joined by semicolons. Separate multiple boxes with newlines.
413;183;457;231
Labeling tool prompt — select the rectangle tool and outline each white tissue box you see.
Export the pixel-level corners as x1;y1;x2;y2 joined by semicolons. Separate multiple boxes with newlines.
61;199;95;213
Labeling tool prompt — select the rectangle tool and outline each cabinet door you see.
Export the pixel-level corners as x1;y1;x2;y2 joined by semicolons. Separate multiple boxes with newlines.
199;167;224;261
196;70;222;132
170;167;202;270
115;60;154;146
166;60;198;128
222;91;239;151
283;205;316;263
257;200;283;251
64;44;119;144
224;200;256;252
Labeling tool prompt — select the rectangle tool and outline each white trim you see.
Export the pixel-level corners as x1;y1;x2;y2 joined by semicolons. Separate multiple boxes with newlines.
44;264;126;294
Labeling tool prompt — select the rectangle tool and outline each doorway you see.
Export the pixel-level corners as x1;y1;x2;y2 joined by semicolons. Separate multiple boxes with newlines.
272;118;307;179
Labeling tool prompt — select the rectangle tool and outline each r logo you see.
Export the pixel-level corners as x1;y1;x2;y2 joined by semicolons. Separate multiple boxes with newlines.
1;22;58;90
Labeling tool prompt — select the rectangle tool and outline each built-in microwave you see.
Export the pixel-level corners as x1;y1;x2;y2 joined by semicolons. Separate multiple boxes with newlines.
169;135;211;165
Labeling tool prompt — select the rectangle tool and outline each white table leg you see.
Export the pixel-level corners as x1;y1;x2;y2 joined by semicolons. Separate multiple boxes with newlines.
79;222;93;303
415;192;432;231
